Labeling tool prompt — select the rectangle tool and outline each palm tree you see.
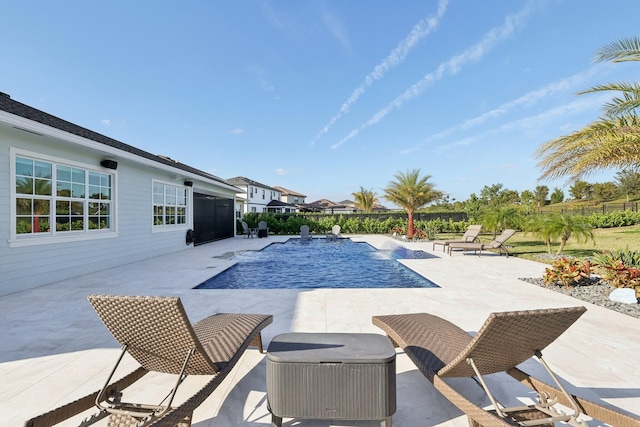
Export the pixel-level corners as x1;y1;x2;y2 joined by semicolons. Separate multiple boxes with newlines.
383;169;442;238
536;37;640;182
529;214;595;255
352;187;378;213
480;205;523;238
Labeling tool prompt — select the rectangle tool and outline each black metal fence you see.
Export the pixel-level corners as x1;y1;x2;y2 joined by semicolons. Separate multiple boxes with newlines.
539;202;639;216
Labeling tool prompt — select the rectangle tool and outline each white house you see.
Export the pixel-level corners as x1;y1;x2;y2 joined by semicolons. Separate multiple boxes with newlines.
273;186;306;208
227;177;295;215
0;92;241;296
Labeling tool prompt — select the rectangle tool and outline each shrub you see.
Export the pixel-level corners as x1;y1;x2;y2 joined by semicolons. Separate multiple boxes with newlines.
597;261;640;298
592;249;640;298
542;257;593;287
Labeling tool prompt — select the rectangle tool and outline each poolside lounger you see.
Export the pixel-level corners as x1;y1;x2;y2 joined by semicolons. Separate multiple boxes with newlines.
447;228;516;257
24;295;272;427
432;225;482;252
373;307;640;427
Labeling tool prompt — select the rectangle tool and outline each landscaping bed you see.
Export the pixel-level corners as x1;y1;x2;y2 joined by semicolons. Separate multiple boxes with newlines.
519;276;640;319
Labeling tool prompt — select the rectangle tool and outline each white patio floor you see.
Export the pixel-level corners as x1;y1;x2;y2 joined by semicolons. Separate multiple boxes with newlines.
1;234;639;426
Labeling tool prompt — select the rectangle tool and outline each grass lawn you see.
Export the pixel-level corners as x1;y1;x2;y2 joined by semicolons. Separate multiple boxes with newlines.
435;224;640;263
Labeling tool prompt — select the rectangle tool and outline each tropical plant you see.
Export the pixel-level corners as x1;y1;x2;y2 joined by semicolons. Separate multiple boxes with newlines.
352;187;378;213
550;187;564;204
591;248;640;268
383;169;442;238
480;205;523;237
542;257;594;287
527;213;595;254
536;37;640;182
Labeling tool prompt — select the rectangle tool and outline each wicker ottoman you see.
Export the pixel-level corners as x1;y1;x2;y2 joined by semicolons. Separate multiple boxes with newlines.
266;332;396;427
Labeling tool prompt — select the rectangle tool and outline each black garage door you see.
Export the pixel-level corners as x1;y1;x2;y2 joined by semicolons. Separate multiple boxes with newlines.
193;193;234;245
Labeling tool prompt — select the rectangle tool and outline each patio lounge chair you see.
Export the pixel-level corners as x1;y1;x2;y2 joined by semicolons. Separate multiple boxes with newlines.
300;224;312;240
432;225;482;252
25;295;273;427
257;220;269;238
373;307;640;427
447;229;516;257
241;221;256;238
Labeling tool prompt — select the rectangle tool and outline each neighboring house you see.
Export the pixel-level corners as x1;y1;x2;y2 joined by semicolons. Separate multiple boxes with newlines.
227;176;291;215
274;186;306;205
301;199;356;214
0;92;241;296
298;199;388;213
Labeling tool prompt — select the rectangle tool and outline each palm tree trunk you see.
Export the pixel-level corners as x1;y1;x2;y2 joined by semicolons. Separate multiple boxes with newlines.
556;238;567;255
407;211;415;238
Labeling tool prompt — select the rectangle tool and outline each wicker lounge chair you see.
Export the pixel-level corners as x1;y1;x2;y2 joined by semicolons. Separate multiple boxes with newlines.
432;225;482;252
373;307;640;427
447;228;516;257
300;224;312;240
25;295;273;427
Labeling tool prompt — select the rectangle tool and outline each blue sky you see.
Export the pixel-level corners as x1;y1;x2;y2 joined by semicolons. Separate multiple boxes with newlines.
2;1;639;205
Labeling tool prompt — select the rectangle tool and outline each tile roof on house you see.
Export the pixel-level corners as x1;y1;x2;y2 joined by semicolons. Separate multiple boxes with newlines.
226;176;279;192
0;92;234;188
273;186;306;198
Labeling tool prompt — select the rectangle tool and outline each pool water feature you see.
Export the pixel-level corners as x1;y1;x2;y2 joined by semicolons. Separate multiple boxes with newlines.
195;238;438;289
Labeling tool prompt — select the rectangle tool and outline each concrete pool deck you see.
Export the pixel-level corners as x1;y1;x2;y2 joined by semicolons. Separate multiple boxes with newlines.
1;234;639;426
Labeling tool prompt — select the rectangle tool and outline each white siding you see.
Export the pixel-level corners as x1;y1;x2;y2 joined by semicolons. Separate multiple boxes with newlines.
0;126;225;296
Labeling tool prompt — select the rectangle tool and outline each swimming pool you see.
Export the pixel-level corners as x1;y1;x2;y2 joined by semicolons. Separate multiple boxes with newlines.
195;238;438;289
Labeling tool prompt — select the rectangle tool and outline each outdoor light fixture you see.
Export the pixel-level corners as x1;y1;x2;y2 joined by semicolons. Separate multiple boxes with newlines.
184;180;193;187
100;159;118;170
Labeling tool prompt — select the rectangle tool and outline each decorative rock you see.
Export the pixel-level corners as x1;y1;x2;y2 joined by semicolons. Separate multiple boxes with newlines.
609;288;638;304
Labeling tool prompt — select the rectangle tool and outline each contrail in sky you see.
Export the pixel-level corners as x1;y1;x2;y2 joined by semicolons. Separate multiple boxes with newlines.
400;64;607;154
309;0;449;148
331;0;536;150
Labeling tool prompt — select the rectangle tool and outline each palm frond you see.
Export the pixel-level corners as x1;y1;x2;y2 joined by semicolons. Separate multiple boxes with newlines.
593;37;640;63
536;115;640;182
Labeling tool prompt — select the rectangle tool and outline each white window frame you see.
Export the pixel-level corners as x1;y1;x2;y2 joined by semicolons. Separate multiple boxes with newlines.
152;179;191;232
9;148;118;247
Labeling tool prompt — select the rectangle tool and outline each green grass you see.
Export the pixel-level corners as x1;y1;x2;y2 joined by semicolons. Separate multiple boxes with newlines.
435;224;640;263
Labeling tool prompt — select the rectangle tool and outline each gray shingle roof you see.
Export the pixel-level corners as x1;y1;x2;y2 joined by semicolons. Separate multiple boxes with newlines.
0;92;232;187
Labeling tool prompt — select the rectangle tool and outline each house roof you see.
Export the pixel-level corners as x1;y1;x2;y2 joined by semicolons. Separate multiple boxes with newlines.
273;186;306;198
266;199;295;207
227;176;279;192
0;92;236;189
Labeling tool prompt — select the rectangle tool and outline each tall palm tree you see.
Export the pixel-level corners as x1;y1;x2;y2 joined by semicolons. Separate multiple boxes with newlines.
352;187;378;213
536;37;640;182
383;169;442;238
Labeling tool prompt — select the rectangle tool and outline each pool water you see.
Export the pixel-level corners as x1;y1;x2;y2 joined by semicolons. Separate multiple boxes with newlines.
195;238;438;289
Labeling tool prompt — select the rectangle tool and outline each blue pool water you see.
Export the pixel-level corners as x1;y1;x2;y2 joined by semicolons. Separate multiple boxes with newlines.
195;238;438;289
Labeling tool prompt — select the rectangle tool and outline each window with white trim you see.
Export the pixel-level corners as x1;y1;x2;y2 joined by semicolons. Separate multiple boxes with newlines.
153;182;187;227
14;155;113;236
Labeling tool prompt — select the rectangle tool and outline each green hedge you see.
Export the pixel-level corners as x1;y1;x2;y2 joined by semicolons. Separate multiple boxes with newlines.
238;210;640;236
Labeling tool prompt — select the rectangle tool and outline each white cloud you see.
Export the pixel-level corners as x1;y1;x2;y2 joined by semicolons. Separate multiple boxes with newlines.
249;65;275;92
101;119;110;125
332;0;536;150
401;64;609;154
275;168;289;175
229;128;244;134
310;0;449;147
322;9;350;52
